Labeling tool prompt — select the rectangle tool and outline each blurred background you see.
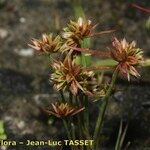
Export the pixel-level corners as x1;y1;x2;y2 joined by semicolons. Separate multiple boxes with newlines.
0;0;150;149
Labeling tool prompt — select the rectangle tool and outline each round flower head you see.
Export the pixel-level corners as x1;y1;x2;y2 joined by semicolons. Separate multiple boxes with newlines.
111;37;143;80
28;34;62;54
62;17;94;41
60;17;114;55
60;17;95;53
50;57;95;96
45;102;84;118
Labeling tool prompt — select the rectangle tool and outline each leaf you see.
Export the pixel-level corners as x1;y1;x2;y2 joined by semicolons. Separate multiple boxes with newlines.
115;120;123;150
95;59;117;66
115;120;128;150
0;121;4;134
0;121;7;140
72;0;85;19
79;38;92;67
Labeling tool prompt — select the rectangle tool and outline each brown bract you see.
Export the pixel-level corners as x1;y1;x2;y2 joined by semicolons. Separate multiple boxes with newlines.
50;57;94;96
45;102;84;118
62;17;94;41
111;37;143;80
60;17;95;53
28;34;62;54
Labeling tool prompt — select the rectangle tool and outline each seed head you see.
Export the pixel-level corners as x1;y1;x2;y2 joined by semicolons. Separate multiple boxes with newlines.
62;17;94;41
50;57;95;95
60;17;95;53
28;34;62;54
111;37;143;80
45;102;84;118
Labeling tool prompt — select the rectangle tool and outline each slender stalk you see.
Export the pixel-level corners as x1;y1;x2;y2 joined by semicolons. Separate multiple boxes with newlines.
84;95;89;132
69;91;73;105
119;123;128;150
93;70;118;149
60;91;75;150
75;95;84;150
76;96;83;137
60;90;65;102
115;120;128;150
78;93;91;141
115;120;123;150
69;92;76;141
71;122;76;140
63;119;75;150
62;118;71;140
60;92;71;140
72;0;85;19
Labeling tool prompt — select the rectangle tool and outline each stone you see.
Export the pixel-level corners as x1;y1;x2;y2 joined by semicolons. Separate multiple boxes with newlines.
14;48;34;57
0;28;8;39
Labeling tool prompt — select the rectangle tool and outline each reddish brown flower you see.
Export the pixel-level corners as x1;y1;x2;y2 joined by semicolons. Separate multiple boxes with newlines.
50;57;94;95
28;34;62;54
60;17;114;54
45;102;84;118
111;37;143;80
60;17;95;53
62;17;95;41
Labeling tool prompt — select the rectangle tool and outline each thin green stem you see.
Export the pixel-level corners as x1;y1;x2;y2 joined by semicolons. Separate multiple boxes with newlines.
115;120;123;150
76;96;83;137
72;0;85;19
60;90;75;150
69;91;73;105
62;118;71;140
71;122;76;140
63;119;75;150
84;95;90;133
69;93;76;141
60;90;65;102
76;95;85;150
93;70;118;149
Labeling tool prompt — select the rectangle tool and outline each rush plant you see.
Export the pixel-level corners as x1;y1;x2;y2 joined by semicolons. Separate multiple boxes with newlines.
29;17;143;150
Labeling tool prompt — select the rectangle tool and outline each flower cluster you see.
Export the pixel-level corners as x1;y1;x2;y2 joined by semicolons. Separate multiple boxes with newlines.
50;57;94;96
61;17;95;51
111;38;143;80
45;102;84;118
29;17;143;120
62;17;94;40
28;34;62;54
29;16;144;149
28;18;96;55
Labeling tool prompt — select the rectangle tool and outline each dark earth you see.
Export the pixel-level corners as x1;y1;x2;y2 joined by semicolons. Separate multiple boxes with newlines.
0;0;150;149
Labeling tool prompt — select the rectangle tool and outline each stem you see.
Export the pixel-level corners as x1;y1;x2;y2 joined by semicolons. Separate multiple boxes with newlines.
84;95;89;132
69;91;73;105
71;122;76;140
63;119;75;150
59;86;76;149
76;96;84;137
78;93;91;141
60;91;74;149
93;70;118;149
62;119;71;140
115;120;123;150
69;92;76;141
60;90;65;102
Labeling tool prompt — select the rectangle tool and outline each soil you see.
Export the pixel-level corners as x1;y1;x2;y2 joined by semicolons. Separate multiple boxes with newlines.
0;0;150;149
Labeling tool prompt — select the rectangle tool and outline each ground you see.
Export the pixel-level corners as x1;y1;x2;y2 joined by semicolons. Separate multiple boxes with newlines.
0;0;150;149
